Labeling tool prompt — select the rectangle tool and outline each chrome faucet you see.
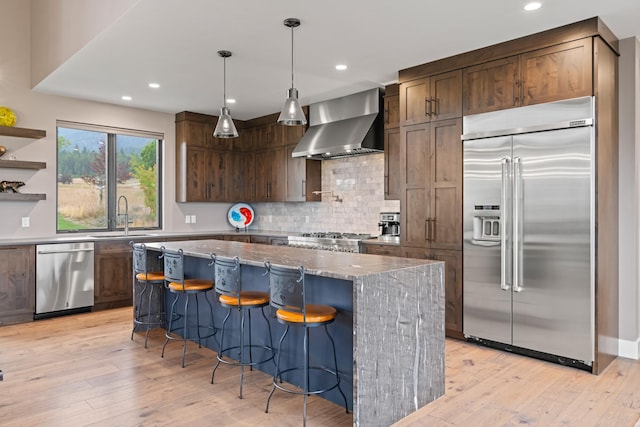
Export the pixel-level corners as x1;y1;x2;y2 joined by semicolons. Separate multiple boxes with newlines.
117;195;131;236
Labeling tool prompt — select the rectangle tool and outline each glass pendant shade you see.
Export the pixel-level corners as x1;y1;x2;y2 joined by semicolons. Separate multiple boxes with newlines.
277;88;306;126
214;106;238;138
213;50;238;139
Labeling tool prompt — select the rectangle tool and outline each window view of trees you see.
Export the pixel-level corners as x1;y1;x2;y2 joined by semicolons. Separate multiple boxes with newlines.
57;126;161;232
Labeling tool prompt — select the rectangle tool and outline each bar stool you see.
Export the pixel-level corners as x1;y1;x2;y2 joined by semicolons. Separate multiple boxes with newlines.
263;262;349;426
210;254;274;398
161;247;216;368
130;242;165;348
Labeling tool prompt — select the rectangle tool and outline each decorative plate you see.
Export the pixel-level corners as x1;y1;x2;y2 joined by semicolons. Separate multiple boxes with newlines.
227;203;255;228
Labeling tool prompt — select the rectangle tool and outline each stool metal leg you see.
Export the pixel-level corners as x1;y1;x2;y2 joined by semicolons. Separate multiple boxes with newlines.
239;309;246;398
131;281;149;341
211;307;231;384
324;324;349;412
143;283;155;348
161;293;180;359
265;324;290;413
181;293;189;368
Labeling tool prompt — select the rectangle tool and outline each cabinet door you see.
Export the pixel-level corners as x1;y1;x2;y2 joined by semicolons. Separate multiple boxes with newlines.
384;127;401;200
520;38;592;106
207;149;228;202
286;144;321;202
184;147;209;202
400;77;430;126
255;147;285;201
463;56;520;115
94;241;133;310
400;124;430;248
0;245;35;325
384;94;400;129
430;70;462;121
429;119;463;251
430;249;463;338
362;243;402;257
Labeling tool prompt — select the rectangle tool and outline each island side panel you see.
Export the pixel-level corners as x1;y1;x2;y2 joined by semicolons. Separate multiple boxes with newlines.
353;262;445;427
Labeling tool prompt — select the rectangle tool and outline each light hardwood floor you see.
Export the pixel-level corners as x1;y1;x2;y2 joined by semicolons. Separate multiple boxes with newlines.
1;308;639;426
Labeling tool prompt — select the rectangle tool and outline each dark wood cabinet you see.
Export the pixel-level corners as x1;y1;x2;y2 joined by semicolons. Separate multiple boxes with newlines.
400;119;462;251
181;147;228;202
384;127;401;200
463;38;593;115
400;70;462;126
384;84;400;129
402;247;462;338
361;243;402;257
0;245;35;325
94;240;133;310
254;146;286;201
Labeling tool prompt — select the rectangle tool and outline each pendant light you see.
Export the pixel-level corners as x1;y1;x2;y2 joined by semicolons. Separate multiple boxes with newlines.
277;18;307;126
213;50;239;138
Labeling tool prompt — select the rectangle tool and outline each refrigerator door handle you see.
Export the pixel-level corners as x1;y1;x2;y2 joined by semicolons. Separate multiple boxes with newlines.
513;156;523;293
501;157;511;291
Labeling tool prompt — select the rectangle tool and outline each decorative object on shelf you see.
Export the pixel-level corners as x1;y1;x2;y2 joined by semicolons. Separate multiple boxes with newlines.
227;202;255;230
213;50;239;139
0;146;5;157
0;107;16;127
0;180;25;193
277;18;307;126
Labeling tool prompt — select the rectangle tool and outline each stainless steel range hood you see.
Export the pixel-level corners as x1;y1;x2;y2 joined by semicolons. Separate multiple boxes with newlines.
291;88;384;160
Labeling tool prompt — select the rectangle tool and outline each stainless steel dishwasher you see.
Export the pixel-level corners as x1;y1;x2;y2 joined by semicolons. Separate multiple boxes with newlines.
35;242;95;318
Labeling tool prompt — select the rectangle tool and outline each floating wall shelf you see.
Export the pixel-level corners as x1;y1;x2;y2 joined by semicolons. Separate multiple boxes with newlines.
0;193;46;201
0;126;47;139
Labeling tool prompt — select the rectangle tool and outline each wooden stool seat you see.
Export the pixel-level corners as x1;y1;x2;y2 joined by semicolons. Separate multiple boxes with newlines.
219;291;270;307
135;271;164;282
276;304;336;324
168;279;214;292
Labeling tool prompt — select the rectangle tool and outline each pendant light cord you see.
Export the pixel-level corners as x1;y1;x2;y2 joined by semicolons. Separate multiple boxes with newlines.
290;25;294;89
223;56;227;108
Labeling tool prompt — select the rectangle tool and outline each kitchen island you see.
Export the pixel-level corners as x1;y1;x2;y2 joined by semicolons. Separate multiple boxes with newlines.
143;239;444;427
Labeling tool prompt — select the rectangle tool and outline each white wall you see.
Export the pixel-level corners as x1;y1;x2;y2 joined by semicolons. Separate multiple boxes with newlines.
29;0;139;88
618;37;640;359
0;0;231;240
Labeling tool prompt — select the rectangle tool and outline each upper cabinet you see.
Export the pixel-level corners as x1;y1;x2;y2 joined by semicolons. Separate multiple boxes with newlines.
383;84;400;129
463;38;593;115
400;70;462;126
175;109;320;203
0;126;47;201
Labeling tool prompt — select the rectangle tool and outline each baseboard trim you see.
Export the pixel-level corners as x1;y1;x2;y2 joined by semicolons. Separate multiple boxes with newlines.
618;337;640;359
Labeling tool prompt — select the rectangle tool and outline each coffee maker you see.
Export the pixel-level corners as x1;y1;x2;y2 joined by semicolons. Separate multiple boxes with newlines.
378;212;400;242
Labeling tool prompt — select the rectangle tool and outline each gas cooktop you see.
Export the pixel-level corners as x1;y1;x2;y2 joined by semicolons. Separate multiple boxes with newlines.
300;232;372;240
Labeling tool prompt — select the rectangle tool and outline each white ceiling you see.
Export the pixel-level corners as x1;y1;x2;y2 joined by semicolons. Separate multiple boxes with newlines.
33;0;640;121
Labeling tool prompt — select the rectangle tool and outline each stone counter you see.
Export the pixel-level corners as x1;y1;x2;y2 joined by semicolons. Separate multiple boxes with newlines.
144;239;445;427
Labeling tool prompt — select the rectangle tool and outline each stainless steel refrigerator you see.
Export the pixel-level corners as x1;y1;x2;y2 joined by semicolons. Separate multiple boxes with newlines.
462;96;595;369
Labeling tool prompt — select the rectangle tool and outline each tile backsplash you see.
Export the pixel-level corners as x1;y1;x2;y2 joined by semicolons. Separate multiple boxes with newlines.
251;153;399;236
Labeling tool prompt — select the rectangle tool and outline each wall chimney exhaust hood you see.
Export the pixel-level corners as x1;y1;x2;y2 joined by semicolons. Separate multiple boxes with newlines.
291;88;384;160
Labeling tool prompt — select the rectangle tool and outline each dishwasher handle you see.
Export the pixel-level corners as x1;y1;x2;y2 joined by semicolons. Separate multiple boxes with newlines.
37;248;94;255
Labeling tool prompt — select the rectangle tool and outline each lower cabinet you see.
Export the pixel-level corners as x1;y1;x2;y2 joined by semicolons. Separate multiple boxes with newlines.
361;243;402;257
403;247;463;339
0;245;35;325
94;241;133;311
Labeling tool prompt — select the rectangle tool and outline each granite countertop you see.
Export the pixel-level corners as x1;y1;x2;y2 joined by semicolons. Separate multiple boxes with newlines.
144;239;436;281
0;229;288;247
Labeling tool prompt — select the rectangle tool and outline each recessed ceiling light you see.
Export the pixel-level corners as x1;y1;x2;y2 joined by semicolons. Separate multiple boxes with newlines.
122;95;132;101
226;98;236;104
335;64;348;71
524;2;541;11
148;83;160;89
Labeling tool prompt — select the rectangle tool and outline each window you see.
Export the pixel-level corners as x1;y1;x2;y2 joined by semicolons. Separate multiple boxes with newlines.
56;121;162;232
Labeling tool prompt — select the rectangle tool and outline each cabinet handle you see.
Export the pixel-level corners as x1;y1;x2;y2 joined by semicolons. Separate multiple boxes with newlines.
431;217;436;242
424;98;430;117
520;80;526;103
513;81;519;105
425;219;430;241
302;179;306;197
431;97;437;116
